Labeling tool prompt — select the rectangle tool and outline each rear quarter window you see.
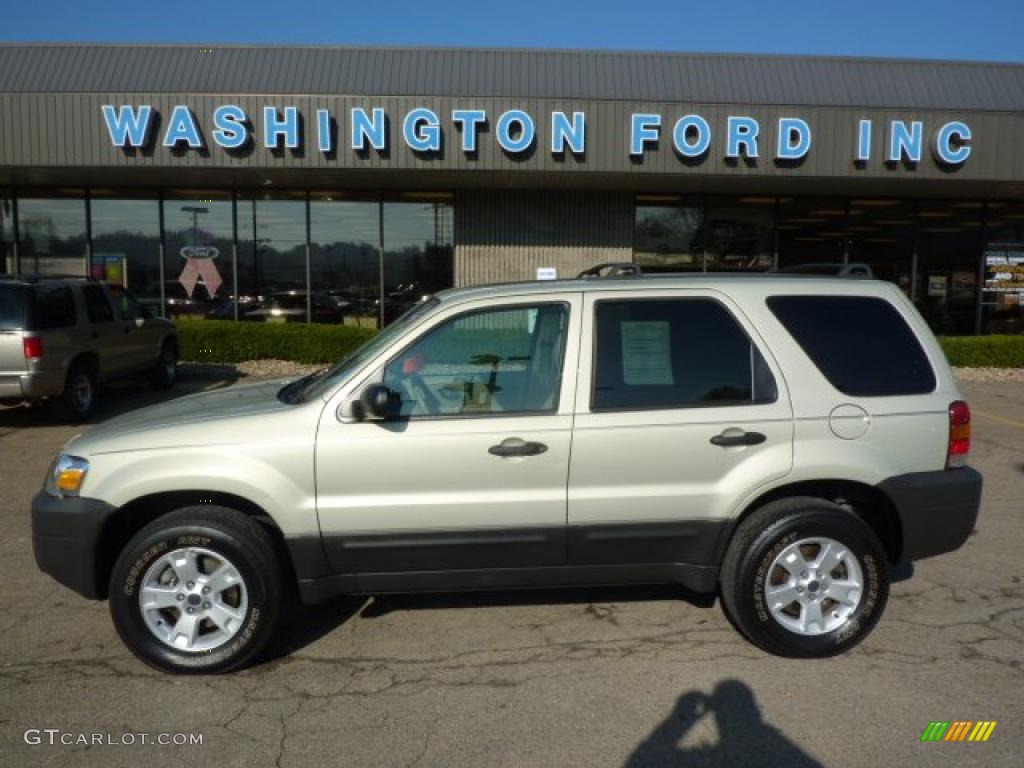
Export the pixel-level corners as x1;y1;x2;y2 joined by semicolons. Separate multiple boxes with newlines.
33;285;77;330
0;285;29;330
767;295;936;396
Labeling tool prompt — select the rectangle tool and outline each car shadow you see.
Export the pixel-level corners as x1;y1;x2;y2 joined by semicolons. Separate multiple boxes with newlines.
258;584;715;666
263;596;370;663
625;679;823;768
0;367;243;429
356;584;716;619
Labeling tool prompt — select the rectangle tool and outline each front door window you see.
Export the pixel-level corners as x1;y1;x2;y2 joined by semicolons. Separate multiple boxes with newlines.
383;303;569;418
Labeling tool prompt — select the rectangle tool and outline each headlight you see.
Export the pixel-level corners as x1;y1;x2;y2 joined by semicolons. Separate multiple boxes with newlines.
44;454;89;497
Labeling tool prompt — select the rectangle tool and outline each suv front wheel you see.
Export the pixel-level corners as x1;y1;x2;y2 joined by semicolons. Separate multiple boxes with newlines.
720;497;890;658
109;506;283;674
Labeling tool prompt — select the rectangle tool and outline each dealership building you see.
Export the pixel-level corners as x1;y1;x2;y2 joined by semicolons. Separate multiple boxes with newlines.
1;44;1022;332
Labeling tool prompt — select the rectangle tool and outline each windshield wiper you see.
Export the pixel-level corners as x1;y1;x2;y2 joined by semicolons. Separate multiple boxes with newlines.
278;369;327;404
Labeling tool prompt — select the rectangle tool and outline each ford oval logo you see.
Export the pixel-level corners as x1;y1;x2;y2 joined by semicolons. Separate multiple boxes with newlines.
180;245;220;260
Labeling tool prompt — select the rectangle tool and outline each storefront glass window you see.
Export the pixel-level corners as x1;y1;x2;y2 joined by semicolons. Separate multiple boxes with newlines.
89;196;161;311
382;197;454;326
310;195;380;328
704;197;775;271
17;195;88;277
634;197;703;272
1;193;13;275
163;193;236;320
237;194;308;323
981;201;1024;334
917;201;984;335
776;197;847;268
847;199;915;296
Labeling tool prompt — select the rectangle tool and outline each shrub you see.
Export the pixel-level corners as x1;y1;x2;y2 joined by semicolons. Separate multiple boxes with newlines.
177;320;377;364
939;335;1024;368
177;321;1024;368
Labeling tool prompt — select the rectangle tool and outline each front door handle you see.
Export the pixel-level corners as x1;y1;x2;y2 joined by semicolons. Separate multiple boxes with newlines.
489;438;548;458
710;430;767;447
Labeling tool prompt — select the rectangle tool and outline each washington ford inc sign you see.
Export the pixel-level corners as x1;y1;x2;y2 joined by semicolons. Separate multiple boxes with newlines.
101;104;973;166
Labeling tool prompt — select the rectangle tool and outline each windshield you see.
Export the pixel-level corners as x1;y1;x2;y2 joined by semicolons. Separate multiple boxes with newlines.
295;297;440;402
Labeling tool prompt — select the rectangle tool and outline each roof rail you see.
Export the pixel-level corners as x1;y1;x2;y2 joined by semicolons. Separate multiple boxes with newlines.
577;262;644;279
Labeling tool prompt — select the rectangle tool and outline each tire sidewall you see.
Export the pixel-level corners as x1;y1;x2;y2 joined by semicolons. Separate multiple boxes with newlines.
152;343;177;388
739;510;889;657
60;364;97;421
110;522;274;673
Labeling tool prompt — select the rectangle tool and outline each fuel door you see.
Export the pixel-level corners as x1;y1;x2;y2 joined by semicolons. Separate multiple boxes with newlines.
829;403;871;440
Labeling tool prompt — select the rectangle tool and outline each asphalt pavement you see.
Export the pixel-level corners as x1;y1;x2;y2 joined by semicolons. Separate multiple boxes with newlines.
1;375;1021;767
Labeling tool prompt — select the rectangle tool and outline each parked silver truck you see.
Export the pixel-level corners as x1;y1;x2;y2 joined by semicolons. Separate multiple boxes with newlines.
0;277;177;420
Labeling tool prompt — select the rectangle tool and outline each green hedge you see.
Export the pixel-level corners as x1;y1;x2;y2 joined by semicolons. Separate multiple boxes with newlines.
940;335;1024;368
178;320;1024;369
177;319;377;364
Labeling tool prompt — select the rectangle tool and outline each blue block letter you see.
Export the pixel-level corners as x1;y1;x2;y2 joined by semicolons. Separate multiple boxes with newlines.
496;110;535;153
263;106;300;149
403;108;441;152
101;105;153;147
726;116;759;158
672;115;710;157
212;105;248;149
316;109;332;153
452;109;487;153
856;119;872;162
888;120;923;163
934;121;971;165
776;117;811;160
351;108;387;151
631;114;661;156
162;105;203;149
551;111;585;154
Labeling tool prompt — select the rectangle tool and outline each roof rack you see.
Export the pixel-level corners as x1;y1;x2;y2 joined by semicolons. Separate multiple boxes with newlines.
577;262;644;279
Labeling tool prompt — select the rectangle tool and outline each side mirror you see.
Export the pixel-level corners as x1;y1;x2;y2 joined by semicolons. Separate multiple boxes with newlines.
359;383;398;421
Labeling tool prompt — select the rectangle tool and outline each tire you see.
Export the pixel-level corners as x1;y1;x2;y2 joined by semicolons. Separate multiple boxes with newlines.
719;497;890;658
54;360;97;422
108;506;284;674
148;340;177;389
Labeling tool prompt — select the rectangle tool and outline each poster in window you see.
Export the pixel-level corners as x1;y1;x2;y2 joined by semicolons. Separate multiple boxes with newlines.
621;321;673;385
984;247;1024;296
927;274;948;298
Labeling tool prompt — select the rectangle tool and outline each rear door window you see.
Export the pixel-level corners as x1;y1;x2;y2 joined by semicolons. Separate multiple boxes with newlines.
767;295;935;396
592;298;777;411
0;285;29;330
106;285;147;320
34;285;77;329
81;284;115;323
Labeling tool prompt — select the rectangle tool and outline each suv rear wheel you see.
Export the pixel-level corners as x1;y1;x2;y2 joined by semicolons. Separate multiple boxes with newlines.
54;360;97;422
720;497;890;657
109;506;283;674
149;340;177;389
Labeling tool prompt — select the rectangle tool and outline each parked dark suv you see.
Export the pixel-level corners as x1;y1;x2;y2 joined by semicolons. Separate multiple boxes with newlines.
0;276;178;420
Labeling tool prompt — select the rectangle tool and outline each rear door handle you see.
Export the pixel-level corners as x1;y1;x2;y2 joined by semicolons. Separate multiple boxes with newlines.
489;438;548;458
710;430;766;447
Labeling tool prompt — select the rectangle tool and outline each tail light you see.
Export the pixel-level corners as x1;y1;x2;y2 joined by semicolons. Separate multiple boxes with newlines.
23;337;43;360
947;400;971;469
